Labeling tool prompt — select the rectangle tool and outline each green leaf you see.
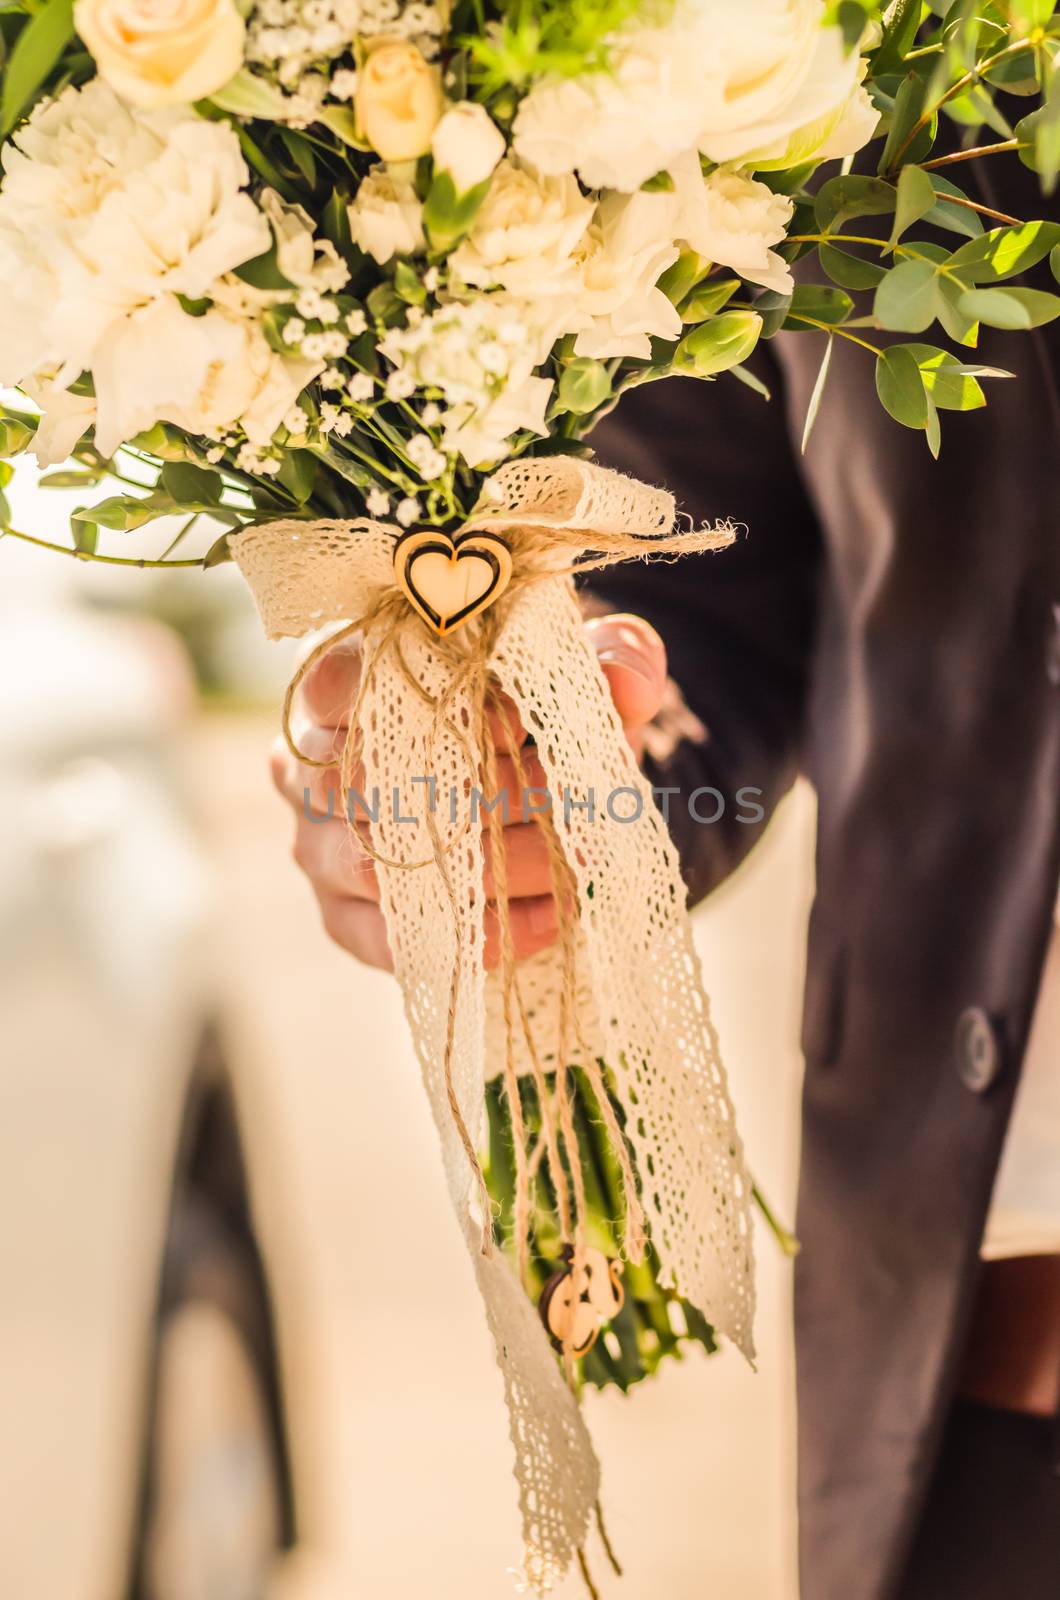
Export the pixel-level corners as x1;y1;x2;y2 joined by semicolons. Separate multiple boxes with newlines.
901;344;994;410
235;244;297;292
921;174;983;240
393;258;427;305
888;165;936;248
801;335;834;454
161;461;223;505
0;0;74;137
924;392;941;459
958;285;1060;328
72;494;173;533
658;250;711;307
423;170;491;253
280;127;317;188
1036;65;1060;195
879;72;930;175
318;104;368;148
72;517;98;556
202;532;233;569
0;416;35;454
784;283;855;328
276;448;316;504
557;357;612;416
205;68;288;120
815;174;897;231
948;220;1060;283
819;243;886;290
876;344;928;429
672;311;763;379
1051;243;1060;286
936;275;980;347
873;0;925;73
676;277;740;324
874;258;940;332
40;468;102;488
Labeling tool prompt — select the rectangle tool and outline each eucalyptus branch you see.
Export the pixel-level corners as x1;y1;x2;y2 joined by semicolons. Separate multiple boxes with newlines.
887;40;1031;175
937;192;1023;227
783;314;884;356
0;525;209;568
920;137;1026;170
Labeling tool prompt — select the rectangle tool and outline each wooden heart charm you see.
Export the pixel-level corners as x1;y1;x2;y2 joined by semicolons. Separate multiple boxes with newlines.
539;1246;626;1358
394;529;513;637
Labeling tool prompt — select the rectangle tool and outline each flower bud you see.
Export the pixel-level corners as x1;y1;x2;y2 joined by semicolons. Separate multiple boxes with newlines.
355;40;443;162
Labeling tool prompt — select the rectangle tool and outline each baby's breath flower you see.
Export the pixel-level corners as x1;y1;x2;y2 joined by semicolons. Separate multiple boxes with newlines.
346;308;368;336
386;369;417;401
396;495;420;527
366;487;390;516
348;372;375;401
283;316;306;345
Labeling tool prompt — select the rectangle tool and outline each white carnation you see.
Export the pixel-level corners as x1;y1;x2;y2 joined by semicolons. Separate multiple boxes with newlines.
348;167;425;264
449;159;593;296
672;153;795;295
0;80;331;461
572;189;682;361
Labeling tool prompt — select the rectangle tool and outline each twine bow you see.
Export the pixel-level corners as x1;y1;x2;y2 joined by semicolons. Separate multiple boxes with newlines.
232;456;757;1594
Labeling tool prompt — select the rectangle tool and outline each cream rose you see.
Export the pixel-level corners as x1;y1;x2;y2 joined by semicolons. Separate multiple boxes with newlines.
431;102;506;193
348;168;425;264
449;159;592;295
355;40;443;162
672;153;795;295
74;0;245;109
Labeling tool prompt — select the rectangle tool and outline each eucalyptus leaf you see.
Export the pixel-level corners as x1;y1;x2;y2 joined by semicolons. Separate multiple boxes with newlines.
784;283;855;328
888;164;936;248
161;461;223;505
874;258;940;332
948;220;1060;283
875;343;928;429
819;243;886;290
801;335;834;454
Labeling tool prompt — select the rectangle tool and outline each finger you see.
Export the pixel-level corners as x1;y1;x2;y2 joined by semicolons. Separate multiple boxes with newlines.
483;894;558;969
480;749;548;824
300;637;362;729
292;816;380;901
584;613;668;730
483;822;554;900
486;688;528;753
317;892;393;971
270;733;374;821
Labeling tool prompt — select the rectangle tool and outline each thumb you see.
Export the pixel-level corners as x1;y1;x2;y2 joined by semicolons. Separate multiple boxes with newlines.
584;613;668;728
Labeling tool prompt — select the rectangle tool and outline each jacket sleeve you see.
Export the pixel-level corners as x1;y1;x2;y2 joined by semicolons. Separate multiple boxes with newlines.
584;348;823;904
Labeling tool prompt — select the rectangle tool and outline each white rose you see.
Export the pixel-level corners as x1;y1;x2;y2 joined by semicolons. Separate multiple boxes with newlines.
74;0;245;109
690;0;873;167
431;101;506;192
513;0;875;192
449;159;593;295
348;167;425;264
571;190;682;361
671;153;795;295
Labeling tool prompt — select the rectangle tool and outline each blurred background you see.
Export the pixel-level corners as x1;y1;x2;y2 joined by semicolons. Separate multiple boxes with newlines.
0;460;815;1599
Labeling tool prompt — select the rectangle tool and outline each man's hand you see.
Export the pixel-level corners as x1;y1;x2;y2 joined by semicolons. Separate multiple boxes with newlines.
271;613;667;971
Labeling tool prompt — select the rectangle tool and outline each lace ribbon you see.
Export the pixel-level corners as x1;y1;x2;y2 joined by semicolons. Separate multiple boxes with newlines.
232;456;756;1592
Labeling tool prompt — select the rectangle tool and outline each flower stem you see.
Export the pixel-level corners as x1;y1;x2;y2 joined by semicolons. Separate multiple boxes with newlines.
0;525;206;568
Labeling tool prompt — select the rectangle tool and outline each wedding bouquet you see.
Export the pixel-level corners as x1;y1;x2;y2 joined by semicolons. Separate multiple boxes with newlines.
1;0;1057;1589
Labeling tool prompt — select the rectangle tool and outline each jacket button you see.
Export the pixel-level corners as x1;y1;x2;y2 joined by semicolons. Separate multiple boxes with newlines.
955;1008;1004;1093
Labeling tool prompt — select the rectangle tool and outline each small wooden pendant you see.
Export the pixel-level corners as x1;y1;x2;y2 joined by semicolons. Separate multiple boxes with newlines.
539;1245;625;1358
393;528;512;637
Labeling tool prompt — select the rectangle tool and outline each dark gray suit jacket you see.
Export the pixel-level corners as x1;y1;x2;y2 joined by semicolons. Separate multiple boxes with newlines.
589;165;1060;1600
